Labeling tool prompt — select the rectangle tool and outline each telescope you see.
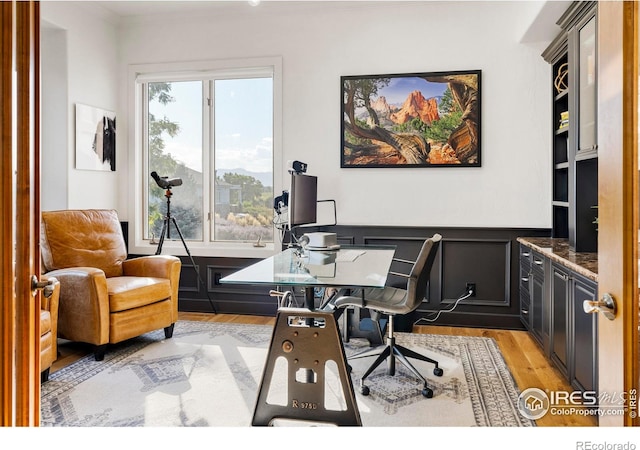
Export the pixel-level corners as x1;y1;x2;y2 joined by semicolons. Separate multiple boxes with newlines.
151;171;183;189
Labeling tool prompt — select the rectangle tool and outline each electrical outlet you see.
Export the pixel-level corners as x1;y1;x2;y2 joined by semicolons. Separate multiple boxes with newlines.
466;282;476;297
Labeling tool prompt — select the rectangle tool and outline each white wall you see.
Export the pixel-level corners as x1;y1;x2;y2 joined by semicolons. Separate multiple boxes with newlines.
40;2;120;212
41;24;69;211
42;1;554;229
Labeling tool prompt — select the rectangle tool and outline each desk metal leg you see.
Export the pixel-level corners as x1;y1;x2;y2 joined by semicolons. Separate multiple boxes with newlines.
251;307;362;427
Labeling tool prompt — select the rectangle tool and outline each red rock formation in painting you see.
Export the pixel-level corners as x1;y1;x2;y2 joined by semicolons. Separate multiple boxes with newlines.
390;91;440;125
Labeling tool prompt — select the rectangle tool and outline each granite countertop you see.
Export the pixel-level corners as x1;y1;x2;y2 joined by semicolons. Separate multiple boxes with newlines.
516;237;598;282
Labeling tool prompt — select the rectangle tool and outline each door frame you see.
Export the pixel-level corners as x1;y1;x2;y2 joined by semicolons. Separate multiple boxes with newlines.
0;0;42;426
597;0;639;427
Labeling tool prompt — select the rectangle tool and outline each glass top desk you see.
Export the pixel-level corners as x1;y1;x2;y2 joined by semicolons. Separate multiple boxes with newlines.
220;245;396;426
220;246;396;308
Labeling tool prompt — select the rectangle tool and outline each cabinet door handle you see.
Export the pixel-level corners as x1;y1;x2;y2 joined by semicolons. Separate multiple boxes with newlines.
522;252;530;257
521;309;529;315
521;277;529;282
534;258;543;265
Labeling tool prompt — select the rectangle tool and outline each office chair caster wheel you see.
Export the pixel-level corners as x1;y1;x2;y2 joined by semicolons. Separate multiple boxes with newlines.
422;387;433;398
433;367;443;377
360;385;370;396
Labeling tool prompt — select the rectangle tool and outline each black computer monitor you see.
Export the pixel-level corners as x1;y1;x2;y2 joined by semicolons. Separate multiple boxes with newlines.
288;172;317;228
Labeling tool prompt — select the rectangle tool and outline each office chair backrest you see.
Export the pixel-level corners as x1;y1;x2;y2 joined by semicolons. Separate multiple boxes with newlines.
404;233;442;312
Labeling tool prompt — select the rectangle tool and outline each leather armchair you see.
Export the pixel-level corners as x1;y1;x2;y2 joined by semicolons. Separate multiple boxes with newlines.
40;276;60;382
40;209;181;361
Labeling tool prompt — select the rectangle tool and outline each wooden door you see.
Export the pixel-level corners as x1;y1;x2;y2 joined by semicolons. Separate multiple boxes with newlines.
596;1;639;427
0;0;42;426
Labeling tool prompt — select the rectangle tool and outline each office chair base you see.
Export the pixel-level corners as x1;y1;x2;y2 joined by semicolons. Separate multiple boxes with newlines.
358;374;434;398
352;336;443;398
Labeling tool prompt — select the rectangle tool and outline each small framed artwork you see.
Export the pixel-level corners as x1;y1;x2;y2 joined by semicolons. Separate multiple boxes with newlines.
341;70;481;168
75;103;116;171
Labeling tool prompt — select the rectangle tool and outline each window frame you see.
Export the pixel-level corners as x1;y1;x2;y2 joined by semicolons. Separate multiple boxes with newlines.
127;57;283;258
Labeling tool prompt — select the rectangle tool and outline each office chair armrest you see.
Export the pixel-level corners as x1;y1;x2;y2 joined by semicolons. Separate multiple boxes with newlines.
392;257;415;265
388;271;410;278
390;258;414;278
333;295;365;309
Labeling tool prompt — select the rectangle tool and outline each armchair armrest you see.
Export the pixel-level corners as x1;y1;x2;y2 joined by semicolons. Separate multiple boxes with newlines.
122;255;181;281
40;275;59;311
40;275;60;360
44;267;110;345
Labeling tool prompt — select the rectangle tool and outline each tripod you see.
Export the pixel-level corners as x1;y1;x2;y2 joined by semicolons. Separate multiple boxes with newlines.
155;187;217;314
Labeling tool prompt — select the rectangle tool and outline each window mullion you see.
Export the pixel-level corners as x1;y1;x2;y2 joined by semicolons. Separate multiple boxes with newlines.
203;80;213;243
141;83;150;241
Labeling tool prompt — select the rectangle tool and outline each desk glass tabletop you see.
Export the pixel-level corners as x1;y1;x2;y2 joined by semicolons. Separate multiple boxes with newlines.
220;246;396;289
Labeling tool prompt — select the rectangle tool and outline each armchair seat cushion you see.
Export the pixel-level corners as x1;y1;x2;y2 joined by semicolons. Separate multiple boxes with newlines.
107;276;172;312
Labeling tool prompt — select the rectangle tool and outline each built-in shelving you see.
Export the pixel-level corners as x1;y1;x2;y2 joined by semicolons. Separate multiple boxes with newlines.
543;1;598;252
551;51;570;239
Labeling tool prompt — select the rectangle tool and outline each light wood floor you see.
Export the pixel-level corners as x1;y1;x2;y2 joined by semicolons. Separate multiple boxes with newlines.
51;311;597;427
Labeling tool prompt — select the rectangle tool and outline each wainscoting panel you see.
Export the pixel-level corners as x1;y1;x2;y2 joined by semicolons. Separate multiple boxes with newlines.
178;262;200;293
438;238;510;307
170;226;550;330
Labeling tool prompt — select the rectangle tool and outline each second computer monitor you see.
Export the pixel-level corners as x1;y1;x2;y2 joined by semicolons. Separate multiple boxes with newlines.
289;172;318;228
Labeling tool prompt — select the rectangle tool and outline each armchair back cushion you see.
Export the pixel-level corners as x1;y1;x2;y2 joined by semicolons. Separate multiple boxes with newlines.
41;209;126;278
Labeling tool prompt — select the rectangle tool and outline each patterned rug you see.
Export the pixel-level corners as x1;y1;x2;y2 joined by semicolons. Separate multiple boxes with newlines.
41;320;534;427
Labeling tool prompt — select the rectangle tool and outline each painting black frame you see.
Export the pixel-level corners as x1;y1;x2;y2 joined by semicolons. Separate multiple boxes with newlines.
341;70;481;168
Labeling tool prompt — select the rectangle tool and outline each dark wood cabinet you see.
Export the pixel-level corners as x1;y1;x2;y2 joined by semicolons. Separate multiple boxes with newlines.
551;263;570;376
519;246;550;351
550;262;598;392
519;247;532;330
530;253;546;347
571;274;598;392
520;247;598;394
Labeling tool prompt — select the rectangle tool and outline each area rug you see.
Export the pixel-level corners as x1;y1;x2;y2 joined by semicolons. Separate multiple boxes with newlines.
41;320;533;427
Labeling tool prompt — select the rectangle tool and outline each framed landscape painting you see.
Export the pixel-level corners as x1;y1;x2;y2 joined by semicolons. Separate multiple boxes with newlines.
341;70;481;168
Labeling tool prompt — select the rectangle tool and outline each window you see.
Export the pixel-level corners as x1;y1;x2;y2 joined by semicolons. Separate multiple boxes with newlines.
131;58;282;257
147;80;204;241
